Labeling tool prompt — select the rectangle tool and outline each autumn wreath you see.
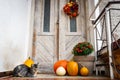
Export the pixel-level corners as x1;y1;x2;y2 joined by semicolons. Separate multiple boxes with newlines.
72;42;94;56
63;1;79;18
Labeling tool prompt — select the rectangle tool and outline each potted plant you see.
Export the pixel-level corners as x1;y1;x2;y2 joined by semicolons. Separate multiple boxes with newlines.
72;42;94;75
72;42;94;56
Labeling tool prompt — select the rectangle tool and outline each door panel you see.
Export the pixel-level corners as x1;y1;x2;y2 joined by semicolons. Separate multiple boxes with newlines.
33;0;86;73
34;0;57;73
35;36;55;73
60;36;85;60
59;0;86;60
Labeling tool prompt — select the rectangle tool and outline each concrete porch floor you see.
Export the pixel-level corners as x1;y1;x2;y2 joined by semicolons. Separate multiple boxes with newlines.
0;74;117;80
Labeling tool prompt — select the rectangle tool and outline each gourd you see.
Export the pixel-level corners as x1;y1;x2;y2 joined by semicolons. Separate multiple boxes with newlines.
67;61;78;76
24;57;34;68
80;66;89;76
56;66;66;76
53;60;68;73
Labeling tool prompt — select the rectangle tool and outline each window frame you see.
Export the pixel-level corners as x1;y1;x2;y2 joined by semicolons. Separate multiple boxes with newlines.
40;0;55;36
66;0;82;36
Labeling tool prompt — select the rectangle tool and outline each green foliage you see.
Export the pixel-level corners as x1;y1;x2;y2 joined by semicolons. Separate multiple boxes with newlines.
72;42;94;56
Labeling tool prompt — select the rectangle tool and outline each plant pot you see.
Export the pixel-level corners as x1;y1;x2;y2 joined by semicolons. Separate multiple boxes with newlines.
73;56;95;75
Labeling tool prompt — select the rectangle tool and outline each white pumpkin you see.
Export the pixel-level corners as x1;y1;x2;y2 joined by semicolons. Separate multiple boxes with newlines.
56;66;66;76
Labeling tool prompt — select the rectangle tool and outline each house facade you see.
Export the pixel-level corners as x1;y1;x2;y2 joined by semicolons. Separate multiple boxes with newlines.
0;0;120;79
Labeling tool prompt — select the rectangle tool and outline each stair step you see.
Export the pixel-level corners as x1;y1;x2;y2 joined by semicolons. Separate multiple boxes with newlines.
96;63;108;67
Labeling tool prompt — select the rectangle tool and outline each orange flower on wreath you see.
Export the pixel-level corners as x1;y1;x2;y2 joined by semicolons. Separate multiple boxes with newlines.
63;1;79;18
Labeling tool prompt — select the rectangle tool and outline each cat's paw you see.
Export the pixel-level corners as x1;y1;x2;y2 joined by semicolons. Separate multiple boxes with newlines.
33;74;37;77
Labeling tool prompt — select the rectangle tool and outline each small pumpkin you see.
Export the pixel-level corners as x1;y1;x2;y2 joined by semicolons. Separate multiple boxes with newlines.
56;66;66;76
80;66;89;76
53;60;68;73
67;61;78;76
24;57;34;68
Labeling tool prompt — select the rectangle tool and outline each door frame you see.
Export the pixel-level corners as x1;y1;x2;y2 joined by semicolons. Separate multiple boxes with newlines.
29;0;87;60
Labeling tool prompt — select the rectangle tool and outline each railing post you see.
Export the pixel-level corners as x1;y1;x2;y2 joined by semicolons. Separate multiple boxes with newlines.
105;8;114;79
94;28;98;76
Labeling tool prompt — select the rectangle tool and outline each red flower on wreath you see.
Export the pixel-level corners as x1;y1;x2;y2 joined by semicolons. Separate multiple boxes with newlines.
63;1;79;18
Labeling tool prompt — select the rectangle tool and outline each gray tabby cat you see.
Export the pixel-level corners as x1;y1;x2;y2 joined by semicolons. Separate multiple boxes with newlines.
13;63;38;77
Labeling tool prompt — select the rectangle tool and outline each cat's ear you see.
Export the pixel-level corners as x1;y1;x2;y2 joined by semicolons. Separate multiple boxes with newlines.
32;63;39;68
37;62;39;65
35;62;39;67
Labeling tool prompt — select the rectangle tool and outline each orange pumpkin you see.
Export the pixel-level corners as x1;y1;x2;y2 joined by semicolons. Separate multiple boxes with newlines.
53;60;68;73
67;61;78;76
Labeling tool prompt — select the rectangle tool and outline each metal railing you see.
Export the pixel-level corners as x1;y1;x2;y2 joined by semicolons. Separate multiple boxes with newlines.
91;1;120;79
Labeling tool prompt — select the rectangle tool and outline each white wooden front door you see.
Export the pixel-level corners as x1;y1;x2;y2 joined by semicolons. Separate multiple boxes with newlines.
33;0;86;73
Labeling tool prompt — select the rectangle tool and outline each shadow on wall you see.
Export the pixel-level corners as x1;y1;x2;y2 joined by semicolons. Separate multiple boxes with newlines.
0;41;26;71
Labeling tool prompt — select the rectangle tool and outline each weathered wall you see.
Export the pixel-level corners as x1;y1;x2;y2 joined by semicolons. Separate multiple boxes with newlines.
0;0;32;72
85;0;95;56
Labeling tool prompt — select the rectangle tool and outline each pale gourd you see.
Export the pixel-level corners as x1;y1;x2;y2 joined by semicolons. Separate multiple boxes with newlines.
56;66;66;76
53;60;68;73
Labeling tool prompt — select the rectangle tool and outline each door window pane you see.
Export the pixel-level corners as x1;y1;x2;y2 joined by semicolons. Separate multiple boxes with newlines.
43;0;50;32
70;0;77;32
70;18;77;32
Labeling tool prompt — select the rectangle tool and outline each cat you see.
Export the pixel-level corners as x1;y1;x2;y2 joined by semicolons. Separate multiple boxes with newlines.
13;63;39;77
